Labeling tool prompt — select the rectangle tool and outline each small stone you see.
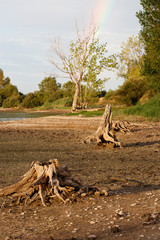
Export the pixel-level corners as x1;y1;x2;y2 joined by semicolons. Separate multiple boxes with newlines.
97;205;102;209
131;203;137;207
116;210;127;217
101;189;109;196
88;234;97;239
94;191;100;197
81;193;87;197
90;220;96;224
8;209;12;213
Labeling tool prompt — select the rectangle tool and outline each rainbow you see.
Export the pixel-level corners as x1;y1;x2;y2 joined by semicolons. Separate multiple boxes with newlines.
92;0;117;32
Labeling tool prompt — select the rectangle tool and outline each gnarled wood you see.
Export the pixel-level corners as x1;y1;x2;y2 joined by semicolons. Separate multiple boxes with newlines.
84;104;121;147
0;159;99;206
112;120;130;133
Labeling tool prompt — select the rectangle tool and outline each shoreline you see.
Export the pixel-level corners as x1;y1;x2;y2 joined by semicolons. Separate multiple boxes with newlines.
0;107;71;113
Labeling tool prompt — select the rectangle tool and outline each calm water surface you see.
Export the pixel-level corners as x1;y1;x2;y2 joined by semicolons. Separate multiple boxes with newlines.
0;111;60;122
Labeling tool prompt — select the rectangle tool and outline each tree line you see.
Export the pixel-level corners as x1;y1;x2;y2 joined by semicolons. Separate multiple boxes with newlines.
0;70;106;108
0;0;159;109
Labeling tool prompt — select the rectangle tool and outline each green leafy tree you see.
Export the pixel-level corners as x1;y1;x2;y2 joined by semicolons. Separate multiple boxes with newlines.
2;95;23;108
116;35;147;104
62;81;75;99
118;35;144;80
0;69;11;89
0;69;20;107
116;77;148;105
38;76;61;103
136;0;160;92
21;92;43;108
49;25;117;110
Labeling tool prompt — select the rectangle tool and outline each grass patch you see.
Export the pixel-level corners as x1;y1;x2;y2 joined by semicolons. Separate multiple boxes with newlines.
67;106;127;118
40;98;72;110
67;109;105;117
123;94;160;120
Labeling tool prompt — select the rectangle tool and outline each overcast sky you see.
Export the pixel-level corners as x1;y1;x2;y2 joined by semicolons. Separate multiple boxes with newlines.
0;0;142;94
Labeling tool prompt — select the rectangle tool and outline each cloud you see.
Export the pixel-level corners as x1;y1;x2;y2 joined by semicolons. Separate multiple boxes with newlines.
0;0;142;93
0;0;92;29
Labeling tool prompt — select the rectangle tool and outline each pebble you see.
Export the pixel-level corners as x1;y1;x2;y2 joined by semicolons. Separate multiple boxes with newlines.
90;220;96;224
97;205;102;209
101;190;109;196
88;234;97;239
94;191;100;197
131;203;137;207
110;221;114;224
81;193;87;197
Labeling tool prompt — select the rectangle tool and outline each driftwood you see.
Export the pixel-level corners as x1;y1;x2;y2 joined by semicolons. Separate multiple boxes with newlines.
84;104;130;147
0;159;104;206
112;120;130;133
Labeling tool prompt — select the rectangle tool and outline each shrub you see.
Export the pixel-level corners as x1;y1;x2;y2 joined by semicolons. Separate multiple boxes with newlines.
115;77;148;105
123;94;160;119
41;98;72;110
21;92;42;108
2;95;22;108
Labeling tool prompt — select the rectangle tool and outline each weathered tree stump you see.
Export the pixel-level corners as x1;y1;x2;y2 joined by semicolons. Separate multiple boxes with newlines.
112;120;130;133
84;104;122;147
0;159;103;206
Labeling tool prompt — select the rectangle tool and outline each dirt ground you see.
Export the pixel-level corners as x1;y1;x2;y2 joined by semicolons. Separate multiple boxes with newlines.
0;115;160;240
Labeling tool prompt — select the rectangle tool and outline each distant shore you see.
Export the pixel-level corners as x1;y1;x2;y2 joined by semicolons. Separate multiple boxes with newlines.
0;107;71;114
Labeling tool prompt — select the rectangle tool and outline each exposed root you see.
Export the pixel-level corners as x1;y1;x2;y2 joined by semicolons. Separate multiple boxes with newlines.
84;104;121;147
84;105;131;148
0;159;105;206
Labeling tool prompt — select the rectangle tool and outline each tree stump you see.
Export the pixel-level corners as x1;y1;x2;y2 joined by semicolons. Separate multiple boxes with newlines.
84;104;121;147
0;159;102;206
112;120;130;133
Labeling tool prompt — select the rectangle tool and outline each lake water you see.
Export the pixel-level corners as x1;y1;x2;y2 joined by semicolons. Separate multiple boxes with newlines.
0;111;60;122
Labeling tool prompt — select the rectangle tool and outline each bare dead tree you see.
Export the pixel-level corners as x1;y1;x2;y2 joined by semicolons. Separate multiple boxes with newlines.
49;19;118;111
49;23;97;111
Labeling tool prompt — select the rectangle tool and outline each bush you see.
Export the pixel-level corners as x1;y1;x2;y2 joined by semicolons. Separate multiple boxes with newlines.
115;77;148;105
52;98;72;107
2;95;22;108
41;98;72;110
21;92;42;108
104;90;115;100
123;94;160;119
